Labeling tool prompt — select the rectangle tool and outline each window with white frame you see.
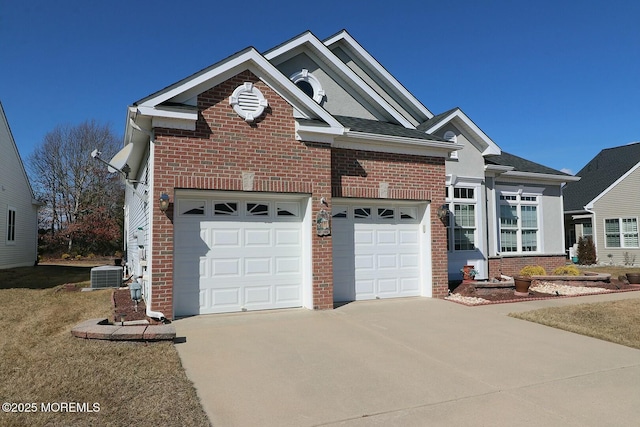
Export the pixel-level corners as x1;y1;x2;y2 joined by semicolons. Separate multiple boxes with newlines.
446;186;476;251
7;208;16;243
498;192;539;253
605;218;639;248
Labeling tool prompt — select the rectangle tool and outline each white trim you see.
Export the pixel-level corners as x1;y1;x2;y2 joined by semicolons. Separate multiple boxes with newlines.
422;108;501;156
289;69;325;104
264;32;415;128
322;30;434;122
585;161;640;209
497;170;581;184
333;132;461;158
133;48;343;131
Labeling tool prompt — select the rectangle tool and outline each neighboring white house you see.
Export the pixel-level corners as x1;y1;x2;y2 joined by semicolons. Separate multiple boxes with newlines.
0;101;40;268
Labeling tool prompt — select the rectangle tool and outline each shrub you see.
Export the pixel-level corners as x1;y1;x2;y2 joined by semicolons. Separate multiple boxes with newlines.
552;265;580;276
75;254;83;260
61;253;71;260
577;236;596;265
519;265;546;277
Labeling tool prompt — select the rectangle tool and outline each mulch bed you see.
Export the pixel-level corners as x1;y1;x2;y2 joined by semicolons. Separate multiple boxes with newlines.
451;278;640;305
112;288;149;323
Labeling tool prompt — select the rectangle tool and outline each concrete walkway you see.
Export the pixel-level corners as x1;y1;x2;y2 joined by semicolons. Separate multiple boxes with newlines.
174;292;640;426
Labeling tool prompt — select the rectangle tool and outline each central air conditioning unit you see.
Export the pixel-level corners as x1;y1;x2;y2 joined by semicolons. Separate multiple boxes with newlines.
90;266;123;288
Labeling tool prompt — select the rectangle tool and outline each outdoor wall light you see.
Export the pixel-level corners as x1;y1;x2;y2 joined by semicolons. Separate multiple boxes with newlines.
436;204;449;220
159;193;170;212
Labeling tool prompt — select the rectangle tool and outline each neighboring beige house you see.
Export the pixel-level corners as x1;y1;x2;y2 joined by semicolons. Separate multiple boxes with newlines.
0;101;40;268
564;142;640;265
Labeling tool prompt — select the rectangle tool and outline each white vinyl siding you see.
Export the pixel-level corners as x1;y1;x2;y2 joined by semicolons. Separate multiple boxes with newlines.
6;207;16;243
0;104;39;268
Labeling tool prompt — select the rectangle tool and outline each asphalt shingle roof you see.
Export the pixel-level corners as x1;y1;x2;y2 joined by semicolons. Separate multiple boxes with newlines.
485;151;573;176
563;142;640;211
416;108;458;131
333;115;449;142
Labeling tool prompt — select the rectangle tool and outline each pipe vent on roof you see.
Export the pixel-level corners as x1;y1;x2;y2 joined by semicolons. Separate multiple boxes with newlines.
229;82;268;122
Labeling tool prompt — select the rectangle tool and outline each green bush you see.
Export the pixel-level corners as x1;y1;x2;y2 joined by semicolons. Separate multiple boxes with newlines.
552;265;580;276
519;265;546;277
61;253;71;260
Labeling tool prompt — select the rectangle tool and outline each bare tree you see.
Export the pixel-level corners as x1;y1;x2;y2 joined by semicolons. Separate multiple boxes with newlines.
28;120;124;255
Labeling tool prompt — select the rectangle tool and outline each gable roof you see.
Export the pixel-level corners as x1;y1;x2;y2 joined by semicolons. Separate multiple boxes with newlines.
322;30;433;124
418;107;501;156
563;142;640;211
263;31;415;127
0;101;36;199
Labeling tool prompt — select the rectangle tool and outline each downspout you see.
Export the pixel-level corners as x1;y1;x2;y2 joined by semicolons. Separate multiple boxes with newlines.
146;126;167;322
130;115;167;322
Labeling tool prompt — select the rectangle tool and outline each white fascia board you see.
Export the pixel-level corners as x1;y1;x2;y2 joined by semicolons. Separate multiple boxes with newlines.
498;171;581;184
295;121;345;143
264;32;415;128
422;108;501;156
585;161;640;209
136;48;342;130
136;105;198;121
334;131;463;158
323;30;433;121
484;164;514;175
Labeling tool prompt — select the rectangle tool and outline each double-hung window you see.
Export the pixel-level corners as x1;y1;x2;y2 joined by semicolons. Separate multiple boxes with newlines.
498;191;539;253
605;218;639;248
446;187;477;251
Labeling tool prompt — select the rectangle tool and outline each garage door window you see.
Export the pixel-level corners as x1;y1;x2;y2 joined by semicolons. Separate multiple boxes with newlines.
378;208;394;219
276;202;300;217
247;202;269;216
332;207;347;218
179;200;205;215
354;207;371;219
214;202;238;216
400;208;417;220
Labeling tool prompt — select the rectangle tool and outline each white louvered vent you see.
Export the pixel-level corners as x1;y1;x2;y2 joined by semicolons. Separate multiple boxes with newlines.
229;82;268;122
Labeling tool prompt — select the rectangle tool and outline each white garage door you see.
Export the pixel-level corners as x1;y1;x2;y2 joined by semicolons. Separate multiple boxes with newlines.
332;203;424;302
174;193;306;316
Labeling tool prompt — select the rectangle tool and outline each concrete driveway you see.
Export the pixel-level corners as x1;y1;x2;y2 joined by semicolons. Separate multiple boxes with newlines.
174;293;640;426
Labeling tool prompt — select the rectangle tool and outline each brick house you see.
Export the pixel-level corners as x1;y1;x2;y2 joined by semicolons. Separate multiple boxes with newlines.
118;30;575;319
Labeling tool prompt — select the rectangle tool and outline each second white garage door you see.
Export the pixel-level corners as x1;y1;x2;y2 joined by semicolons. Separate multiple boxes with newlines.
173;193;307;316
332;202;426;302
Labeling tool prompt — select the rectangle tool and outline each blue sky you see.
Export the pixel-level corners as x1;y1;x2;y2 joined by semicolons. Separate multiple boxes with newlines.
1;0;638;175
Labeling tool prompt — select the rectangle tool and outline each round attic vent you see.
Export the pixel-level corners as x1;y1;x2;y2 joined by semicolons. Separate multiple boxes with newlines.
229;82;268;122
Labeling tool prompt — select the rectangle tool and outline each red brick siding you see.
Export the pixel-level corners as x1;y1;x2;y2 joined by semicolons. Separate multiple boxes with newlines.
149;69;449;316
331;148;449;298
489;255;568;278
151;71;334;317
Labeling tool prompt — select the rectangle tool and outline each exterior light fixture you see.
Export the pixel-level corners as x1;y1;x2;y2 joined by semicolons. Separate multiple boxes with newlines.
436;204;449;220
159;193;170;212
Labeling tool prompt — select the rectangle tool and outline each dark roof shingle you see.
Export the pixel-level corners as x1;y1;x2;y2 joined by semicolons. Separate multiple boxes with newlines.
563;142;640;211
